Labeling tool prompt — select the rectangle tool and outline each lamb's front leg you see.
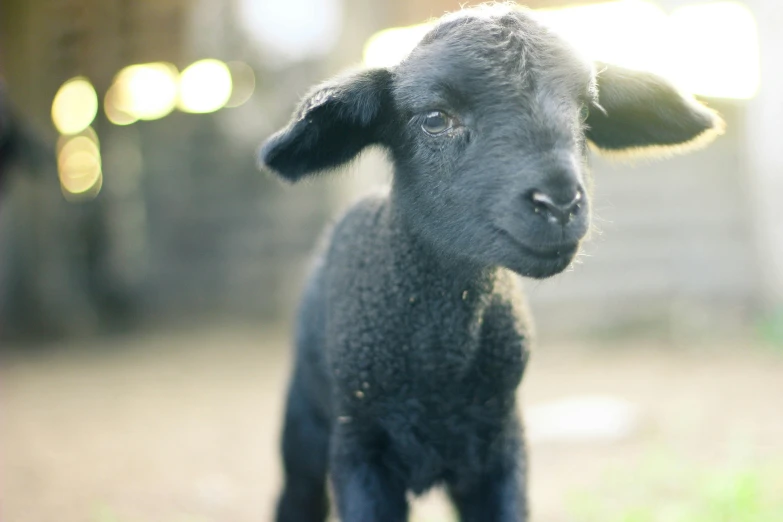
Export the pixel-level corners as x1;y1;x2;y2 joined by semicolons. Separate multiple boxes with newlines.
448;430;528;522
330;427;409;522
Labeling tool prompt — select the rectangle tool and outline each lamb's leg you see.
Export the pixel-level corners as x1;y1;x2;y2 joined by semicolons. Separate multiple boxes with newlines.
330;429;409;522
448;433;528;522
275;378;330;522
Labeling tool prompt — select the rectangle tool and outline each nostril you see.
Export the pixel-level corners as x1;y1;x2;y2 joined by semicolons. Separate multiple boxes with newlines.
529;189;582;225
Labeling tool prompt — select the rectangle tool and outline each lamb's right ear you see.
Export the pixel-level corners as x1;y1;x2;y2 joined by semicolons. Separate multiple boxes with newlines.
259;68;392;182
585;63;724;156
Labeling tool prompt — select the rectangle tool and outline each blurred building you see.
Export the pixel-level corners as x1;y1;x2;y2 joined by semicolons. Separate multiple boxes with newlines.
0;0;339;339
0;0;780;343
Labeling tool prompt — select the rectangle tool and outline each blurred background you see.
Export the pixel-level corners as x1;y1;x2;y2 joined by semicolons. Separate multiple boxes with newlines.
1;0;782;521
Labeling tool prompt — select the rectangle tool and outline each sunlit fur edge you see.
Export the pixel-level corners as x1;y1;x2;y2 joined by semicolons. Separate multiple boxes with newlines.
588;108;726;163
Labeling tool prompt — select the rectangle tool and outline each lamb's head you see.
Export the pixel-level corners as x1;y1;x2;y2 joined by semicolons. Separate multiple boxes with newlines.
259;5;723;279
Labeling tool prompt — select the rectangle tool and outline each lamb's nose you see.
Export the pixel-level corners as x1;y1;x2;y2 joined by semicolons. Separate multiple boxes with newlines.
529;189;582;225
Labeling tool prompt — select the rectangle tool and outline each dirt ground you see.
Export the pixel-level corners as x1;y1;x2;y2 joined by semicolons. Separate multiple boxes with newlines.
2;325;783;522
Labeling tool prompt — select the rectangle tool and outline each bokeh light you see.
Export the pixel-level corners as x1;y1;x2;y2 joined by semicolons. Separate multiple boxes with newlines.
225;61;256;108
106;62;179;122
104;84;138;126
178;59;233;114
56;129;103;201
538;0;759;99
537;0;669;76
668;2;760;99
237;0;342;65
51;77;98;135
362;1;760;100
363;24;431;69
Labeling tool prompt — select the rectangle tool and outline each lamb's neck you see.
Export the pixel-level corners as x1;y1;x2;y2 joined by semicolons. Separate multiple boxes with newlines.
384;194;499;297
383;196;505;372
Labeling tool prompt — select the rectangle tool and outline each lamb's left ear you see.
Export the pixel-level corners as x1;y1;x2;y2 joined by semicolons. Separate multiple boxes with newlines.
586;63;724;155
259;68;392;182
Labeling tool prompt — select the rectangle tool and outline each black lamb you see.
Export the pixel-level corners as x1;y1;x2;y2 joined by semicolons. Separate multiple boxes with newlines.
258;5;723;522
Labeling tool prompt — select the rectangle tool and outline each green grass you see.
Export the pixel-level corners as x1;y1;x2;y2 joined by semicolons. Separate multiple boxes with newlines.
567;451;783;522
757;307;783;349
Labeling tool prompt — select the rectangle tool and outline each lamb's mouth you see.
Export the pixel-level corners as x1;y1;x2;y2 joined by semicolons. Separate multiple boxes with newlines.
497;228;580;261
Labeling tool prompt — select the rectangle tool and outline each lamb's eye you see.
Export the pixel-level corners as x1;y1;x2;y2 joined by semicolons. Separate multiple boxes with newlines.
422;111;454;135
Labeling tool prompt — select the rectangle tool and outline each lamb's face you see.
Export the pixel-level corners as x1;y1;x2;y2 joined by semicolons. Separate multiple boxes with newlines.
389;10;597;278
259;7;722;280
